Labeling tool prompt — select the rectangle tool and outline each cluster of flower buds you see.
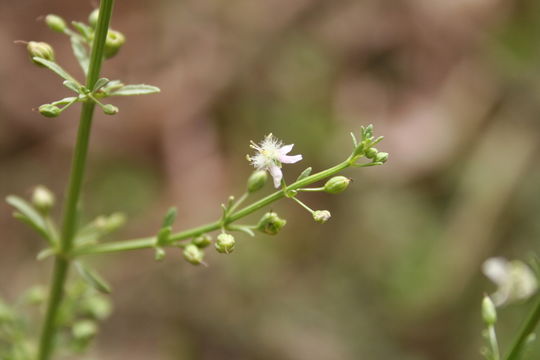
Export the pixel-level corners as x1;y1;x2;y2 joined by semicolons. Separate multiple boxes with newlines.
350;125;388;165
43;10;126;61
20;9;158;120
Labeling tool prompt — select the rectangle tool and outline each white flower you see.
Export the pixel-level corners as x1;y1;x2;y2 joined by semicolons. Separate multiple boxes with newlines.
248;134;303;188
482;257;538;307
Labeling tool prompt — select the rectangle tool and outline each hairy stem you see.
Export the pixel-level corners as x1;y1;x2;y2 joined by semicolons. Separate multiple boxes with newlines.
37;2;115;359
73;159;352;256
505;295;540;360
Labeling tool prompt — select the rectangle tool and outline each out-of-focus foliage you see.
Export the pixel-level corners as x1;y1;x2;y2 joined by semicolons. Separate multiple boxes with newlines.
2;0;540;359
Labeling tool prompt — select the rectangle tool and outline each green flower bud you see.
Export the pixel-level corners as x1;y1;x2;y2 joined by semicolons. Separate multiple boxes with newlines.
313;210;331;224
103;30;126;59
45;14;67;33
38;104;61;118
27;41;55;64
365;147;378;159
482;295;497;326
215;233;235;254
95;212;126;233
183;244;204;265
82;295;112;320
193;234;212;248
72;320;97;340
154;247;166;261
88;9;99;28
257;212;286;235
23;285;46;305
102;104;119;115
247;170;268;193
32;185;55;213
375;152;389;163
323;176;350;194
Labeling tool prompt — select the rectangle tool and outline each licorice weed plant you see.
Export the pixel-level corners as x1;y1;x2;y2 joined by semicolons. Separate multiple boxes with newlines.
2;1;389;359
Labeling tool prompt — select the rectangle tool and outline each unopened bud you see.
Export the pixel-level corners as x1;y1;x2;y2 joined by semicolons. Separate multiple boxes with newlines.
257;212;286;235
193;234;212;248
313;210;331;224
215;233;235;254
154;247;166;261
247;170;268;193
102;104;118;115
95;212;126;232
72;320;97;340
324;176;350;194
183;244;204;265
45;14;67;33
375;152;389;163
482;296;497;325
103;30;125;59
365;147;378;159
38;104;61;118
27;41;55;64
88;9;99;28
32;185;55;213
24;285;46;305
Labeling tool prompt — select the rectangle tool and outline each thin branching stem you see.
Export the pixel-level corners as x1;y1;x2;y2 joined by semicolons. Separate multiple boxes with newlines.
73;158;353;256
37;1;114;359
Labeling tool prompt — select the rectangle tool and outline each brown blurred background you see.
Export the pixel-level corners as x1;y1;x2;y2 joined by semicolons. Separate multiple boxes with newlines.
2;0;540;359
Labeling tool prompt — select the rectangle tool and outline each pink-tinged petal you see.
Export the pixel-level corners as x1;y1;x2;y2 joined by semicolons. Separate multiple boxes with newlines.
269;165;283;188
279;154;302;164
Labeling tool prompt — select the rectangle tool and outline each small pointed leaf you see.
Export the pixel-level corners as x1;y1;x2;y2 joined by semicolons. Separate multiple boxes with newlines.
108;84;160;96
32;57;78;83
71;21;93;40
36;248;56;261
6;196;47;236
93;78;110;92
75;262;112;294
296;167;312;182
162;207;177;228
70;35;89;75
63;80;81;93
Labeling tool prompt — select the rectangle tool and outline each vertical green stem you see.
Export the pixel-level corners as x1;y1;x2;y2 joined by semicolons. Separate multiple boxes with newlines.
37;1;115;359
505;295;540;360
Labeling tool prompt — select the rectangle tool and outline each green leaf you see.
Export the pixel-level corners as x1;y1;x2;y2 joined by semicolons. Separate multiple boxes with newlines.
32;57;78;84
70;35;89;75
75;262;112;294
63;80;81;93
108;84;160;96
350;132;358;147
36;248;55;261
296;167;312;181
93;78;110;92
51;97;78;106
71;21;93;40
162;207;177;228
6;196;48;239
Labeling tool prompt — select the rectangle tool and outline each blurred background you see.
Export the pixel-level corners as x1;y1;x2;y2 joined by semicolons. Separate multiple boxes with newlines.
2;0;540;359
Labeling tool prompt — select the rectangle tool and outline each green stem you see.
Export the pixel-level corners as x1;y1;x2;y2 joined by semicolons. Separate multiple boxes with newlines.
37;2;115;359
488;325;500;360
505;295;540;360
298;187;325;192
290;196;315;214
73;159;352;256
